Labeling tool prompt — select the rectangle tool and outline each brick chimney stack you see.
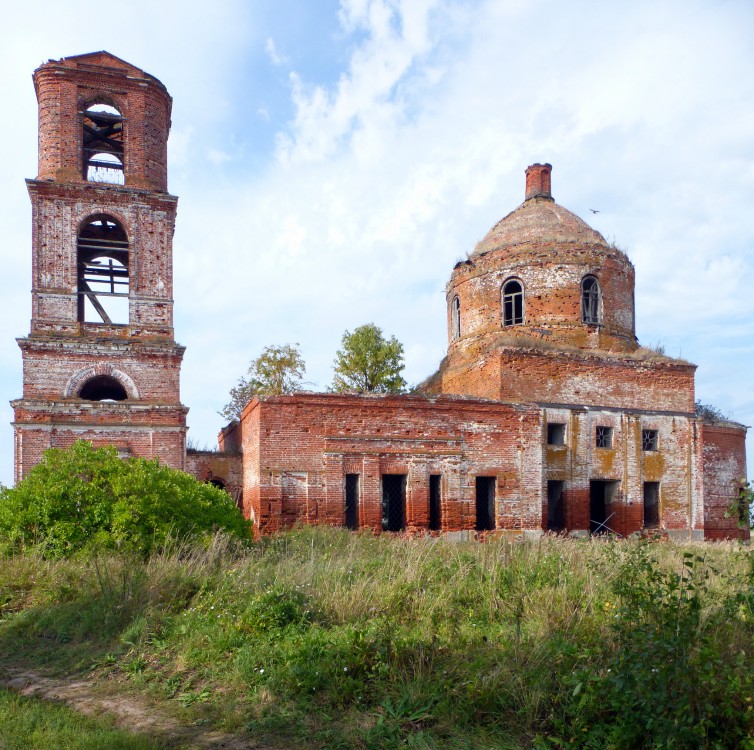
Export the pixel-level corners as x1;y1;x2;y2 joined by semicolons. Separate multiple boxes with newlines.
525;163;553;200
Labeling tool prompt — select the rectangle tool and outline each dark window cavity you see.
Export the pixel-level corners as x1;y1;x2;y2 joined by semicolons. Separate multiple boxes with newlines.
345;474;360;530
451;295;461;340
595;426;613;449
546;480;566;531
547;423;566;446
77;215;129;324
502;278;524;326
475;476;495;531
642;429;659;451
429;474;442;531
581;275;601;325
82;102;124;184
643;482;660;528
382;474;406;532
79;374;128;401
590;480;620;534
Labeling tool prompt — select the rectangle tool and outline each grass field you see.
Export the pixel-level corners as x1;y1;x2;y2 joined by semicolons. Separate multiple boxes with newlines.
1;528;753;749
0;687;160;750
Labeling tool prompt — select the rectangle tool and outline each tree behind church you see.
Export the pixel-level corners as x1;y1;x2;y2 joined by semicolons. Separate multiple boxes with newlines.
220;343;306;421
331;323;406;394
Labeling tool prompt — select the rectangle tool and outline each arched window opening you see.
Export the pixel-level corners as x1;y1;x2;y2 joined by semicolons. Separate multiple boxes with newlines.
77;216;129;324
502;279;524;326
82;103;124;184
581;275;601;325
208;478;226;490
79;374;128;401
451;295;461;341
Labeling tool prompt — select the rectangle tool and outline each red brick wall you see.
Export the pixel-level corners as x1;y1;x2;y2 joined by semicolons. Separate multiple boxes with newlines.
240;393;543;536
541;408;698;537
33;53;172;192
433;346;696;414
12;401;187;483
700;422;749;540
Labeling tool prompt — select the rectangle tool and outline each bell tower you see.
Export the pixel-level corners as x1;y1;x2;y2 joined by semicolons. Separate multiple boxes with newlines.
12;52;188;482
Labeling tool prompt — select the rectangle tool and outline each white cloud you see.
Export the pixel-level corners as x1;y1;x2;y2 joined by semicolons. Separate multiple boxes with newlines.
1;0;754;486
265;37;287;66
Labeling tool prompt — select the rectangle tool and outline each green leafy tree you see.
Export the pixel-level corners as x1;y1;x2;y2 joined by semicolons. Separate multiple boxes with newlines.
220;343;306;421
331;323;407;394
0;441;252;558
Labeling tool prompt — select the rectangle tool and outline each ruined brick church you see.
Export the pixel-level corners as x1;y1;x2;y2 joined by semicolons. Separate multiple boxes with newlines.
11;52;748;541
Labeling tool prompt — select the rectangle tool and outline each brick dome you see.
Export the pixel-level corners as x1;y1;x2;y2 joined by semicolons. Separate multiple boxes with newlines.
471;195;609;257
446;164;637;354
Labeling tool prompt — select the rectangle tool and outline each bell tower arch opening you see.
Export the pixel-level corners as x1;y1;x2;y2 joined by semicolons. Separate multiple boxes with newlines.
82;101;124;184
79;374;128;401
77;215;129;324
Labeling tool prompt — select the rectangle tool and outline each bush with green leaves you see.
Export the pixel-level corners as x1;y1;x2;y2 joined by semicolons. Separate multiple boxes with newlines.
0;441;251;558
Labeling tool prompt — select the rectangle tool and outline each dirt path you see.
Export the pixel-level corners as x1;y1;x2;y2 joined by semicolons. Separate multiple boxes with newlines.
1;668;275;750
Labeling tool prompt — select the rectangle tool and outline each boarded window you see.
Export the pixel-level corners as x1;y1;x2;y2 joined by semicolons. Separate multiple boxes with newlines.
643;482;660;528
581;275;601;325
547;423;566;446
502;279;524;326
642;429;659;451
595;426;613;449
475;476;495;531
546;480;566;531
429;474;441;531
345;474;359;530
382;474;406;532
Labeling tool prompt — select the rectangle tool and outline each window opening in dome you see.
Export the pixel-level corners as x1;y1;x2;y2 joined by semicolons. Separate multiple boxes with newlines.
79;374;128;401
77;216;129;324
581;275;601;325
451;296;461;340
502;279;524;326
83;103;124;184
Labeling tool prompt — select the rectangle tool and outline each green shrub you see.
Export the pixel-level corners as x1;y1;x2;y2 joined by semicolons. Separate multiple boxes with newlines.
0;441;251;558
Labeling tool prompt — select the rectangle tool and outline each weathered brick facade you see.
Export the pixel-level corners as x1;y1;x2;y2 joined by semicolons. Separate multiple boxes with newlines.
235;165;747;541
11;55;747;541
12;52;187;481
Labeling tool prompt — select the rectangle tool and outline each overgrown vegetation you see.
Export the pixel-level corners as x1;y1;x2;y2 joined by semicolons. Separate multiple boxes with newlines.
0;441;252;558
1;528;752;749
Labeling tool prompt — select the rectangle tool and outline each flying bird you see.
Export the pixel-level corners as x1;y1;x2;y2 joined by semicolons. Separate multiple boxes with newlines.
588;208;600;214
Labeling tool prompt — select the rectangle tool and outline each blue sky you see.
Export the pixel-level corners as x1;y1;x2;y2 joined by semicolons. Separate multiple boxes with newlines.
0;0;752;485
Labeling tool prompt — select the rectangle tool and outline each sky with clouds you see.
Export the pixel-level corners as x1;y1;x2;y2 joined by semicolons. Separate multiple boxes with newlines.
0;0;752;486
